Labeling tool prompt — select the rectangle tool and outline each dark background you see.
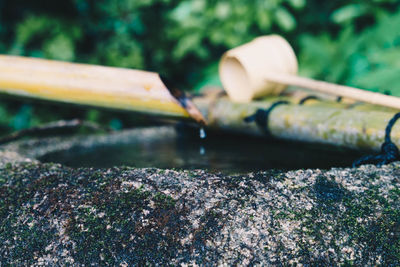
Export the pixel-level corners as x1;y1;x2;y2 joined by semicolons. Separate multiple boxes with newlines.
0;0;399;133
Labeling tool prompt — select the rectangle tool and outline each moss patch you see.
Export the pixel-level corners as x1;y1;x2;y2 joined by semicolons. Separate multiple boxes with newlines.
296;176;400;265
0;163;191;265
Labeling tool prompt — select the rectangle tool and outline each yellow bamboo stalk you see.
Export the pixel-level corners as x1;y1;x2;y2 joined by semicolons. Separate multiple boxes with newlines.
0;55;205;124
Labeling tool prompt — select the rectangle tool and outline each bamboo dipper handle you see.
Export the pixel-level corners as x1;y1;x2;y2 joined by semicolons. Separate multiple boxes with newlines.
220;35;400;108
264;72;400;110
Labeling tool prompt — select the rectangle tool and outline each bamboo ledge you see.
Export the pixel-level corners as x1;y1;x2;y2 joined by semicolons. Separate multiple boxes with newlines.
193;90;400;151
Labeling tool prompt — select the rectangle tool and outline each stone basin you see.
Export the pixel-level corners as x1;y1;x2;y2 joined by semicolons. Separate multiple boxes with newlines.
0;127;399;265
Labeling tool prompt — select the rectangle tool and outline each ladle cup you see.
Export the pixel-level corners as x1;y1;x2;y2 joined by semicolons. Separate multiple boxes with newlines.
219;35;400;110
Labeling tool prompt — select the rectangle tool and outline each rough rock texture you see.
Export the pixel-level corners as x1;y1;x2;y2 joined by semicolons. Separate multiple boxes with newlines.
0;128;399;265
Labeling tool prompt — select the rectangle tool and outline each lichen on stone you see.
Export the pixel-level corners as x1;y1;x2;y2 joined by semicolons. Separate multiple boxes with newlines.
0;130;399;265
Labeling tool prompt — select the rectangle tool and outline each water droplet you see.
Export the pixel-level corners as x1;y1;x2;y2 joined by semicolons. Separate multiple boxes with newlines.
199;127;206;139
199;146;205;155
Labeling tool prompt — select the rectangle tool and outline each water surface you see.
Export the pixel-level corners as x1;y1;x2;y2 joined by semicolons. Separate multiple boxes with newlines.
39;129;365;174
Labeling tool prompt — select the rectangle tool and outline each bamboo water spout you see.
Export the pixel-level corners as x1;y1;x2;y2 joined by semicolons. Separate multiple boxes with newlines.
0;55;206;125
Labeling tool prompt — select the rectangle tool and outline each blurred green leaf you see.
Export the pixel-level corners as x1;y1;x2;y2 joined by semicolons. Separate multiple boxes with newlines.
368;48;400;67
170;1;193;22
275;7;296;32
215;2;230;19
256;9;272;30
194;62;222;91
299;10;400;96
173;33;203;59
86;110;101;122
351;68;400;94
331;4;368;24
43;34;76;61
288;0;305;10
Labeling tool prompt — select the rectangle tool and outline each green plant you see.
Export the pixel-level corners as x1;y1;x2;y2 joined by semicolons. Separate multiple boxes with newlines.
0;0;398;132
299;10;400;95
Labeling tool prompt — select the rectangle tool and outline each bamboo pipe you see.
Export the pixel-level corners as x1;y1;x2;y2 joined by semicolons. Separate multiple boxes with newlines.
193;90;400;151
0;55;206;124
219;35;400;110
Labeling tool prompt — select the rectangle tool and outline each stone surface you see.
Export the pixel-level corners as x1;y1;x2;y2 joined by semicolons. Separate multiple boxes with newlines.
0;128;399;265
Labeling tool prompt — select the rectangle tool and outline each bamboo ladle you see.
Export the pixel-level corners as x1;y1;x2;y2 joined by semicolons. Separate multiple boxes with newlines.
219;35;400;109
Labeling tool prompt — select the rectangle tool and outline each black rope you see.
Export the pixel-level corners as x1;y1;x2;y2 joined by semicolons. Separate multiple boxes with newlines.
244;100;289;137
353;112;400;167
299;95;320;105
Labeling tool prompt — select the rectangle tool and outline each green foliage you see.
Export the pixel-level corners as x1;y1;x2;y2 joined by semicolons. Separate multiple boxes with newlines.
300;10;400;95
0;0;399;132
11;15;82;61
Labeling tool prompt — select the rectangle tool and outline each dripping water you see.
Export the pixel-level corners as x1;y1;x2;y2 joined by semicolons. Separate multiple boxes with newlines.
199;127;206;139
199;127;206;155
